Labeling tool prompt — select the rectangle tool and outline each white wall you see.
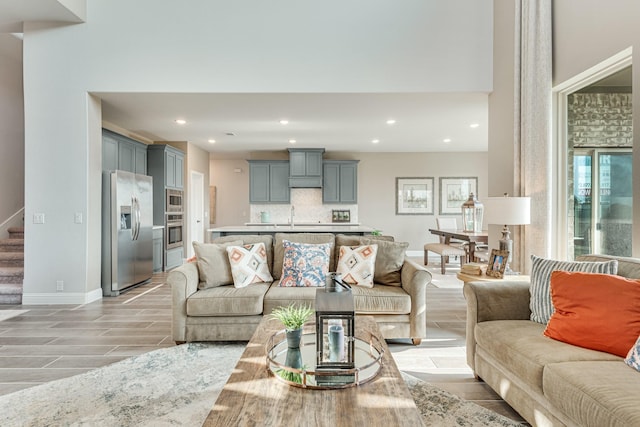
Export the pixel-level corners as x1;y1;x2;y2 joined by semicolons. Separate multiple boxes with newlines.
21;0;492;302
211;151;488;252
0;34;24;229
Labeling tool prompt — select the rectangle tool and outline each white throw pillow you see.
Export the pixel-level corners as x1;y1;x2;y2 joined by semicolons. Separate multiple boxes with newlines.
336;245;378;288
226;242;273;288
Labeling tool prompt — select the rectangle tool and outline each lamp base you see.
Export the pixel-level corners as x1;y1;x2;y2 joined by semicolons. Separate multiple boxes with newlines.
499;225;519;275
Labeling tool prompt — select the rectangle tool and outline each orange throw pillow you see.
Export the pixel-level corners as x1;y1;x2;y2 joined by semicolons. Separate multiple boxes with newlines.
544;271;640;357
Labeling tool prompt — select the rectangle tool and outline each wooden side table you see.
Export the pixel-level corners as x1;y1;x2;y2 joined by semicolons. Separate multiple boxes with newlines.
456;272;531;284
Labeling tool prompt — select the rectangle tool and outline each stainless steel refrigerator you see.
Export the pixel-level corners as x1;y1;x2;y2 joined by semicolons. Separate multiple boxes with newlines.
102;170;153;296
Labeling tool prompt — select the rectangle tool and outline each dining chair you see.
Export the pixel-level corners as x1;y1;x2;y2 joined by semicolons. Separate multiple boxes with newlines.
424;218;467;274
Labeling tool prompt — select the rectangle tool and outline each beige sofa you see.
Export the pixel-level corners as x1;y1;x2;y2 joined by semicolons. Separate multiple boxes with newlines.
464;254;640;427
168;233;431;344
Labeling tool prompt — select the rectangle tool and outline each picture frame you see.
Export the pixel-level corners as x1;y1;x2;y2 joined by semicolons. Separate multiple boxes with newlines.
395;177;434;215
439;177;478;215
486;249;510;278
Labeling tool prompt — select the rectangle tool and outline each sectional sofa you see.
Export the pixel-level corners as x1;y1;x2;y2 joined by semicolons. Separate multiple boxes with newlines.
168;233;432;344
464;254;640;427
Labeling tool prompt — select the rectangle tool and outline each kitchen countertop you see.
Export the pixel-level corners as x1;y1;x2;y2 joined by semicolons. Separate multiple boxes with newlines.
208;224;375;233
152;225;165;230
243;222;361;226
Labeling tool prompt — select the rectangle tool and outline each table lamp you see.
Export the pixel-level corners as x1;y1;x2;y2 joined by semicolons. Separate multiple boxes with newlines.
483;194;531;274
461;193;484;233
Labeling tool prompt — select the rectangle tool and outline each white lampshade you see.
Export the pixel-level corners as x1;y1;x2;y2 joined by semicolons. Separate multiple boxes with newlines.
484;196;531;225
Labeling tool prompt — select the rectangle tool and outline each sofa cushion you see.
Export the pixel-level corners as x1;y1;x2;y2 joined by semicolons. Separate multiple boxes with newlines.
272;233;335;279
577;254;640;280
475;320;620;393
213;235;275;273
544;271;640;357
351;284;411;314
226;242;273;288
186;283;270;316
362;239;408;287
625;335;640;372
263;281;411;315
336;244;378;288
193;240;242;289
543;361;640;427
279;240;331;287
529;255;618;324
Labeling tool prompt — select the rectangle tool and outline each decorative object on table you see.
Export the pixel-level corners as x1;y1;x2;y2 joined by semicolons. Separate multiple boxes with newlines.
269;303;314;349
460;262;486;276
486;249;510;278
260;211;271;223
484;193;531;274
439;176;478;215
332;209;351;222
395;177;434;215
461;193;484;233
315;274;355;384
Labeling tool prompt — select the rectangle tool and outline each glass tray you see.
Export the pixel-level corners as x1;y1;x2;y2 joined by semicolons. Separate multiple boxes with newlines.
265;330;384;389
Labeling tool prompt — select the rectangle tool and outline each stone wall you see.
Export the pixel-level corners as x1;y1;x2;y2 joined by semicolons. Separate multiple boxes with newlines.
568;93;632;148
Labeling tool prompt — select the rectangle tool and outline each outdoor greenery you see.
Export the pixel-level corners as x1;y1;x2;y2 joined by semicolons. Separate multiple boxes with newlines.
270;304;314;330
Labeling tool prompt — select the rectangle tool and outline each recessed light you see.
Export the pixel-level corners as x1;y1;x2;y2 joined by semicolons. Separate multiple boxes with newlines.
208;139;216;144
372;139;380;144
175;119;186;125
280;120;289;125
443;138;452;143
386;119;396;125
470;123;480;128
289;139;296;144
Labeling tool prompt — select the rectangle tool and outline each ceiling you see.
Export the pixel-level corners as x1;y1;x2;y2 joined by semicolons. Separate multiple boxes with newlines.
98;92;489;155
0;0;84;32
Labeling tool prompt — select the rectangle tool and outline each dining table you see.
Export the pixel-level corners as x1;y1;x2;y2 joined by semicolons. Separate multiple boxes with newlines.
428;228;489;262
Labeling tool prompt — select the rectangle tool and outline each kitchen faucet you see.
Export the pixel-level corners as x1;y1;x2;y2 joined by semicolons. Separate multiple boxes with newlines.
290;205;295;228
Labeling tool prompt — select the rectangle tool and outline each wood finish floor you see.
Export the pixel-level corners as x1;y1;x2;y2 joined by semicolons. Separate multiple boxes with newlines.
0;266;526;424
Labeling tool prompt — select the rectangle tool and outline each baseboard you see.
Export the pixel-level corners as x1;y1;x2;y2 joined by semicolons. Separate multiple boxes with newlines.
23;288;103;305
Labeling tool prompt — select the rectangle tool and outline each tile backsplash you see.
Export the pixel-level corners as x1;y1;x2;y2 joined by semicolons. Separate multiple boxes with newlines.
249;189;358;223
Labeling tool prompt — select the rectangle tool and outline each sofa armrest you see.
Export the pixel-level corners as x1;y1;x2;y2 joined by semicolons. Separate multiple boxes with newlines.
400;258;432;340
463;280;531;371
167;262;200;342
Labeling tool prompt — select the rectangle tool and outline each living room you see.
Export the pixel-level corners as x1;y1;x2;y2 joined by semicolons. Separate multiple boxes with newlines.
1;1;640;425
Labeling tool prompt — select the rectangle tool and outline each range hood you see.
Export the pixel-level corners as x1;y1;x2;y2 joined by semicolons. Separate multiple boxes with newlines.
288;148;325;188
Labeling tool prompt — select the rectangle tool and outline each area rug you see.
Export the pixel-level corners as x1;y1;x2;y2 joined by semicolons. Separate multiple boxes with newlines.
0;343;522;426
0;309;29;322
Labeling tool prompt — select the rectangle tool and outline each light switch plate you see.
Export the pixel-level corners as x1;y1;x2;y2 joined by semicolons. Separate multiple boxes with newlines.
33;213;45;224
74;212;83;224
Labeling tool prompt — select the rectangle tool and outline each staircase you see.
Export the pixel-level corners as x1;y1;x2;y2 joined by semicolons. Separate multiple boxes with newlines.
0;226;24;304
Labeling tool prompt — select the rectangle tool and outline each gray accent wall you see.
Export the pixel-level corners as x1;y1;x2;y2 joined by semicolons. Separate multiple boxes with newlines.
0;34;24;229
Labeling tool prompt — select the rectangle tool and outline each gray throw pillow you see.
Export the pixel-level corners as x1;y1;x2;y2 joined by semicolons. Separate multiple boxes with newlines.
193;240;242;289
213;235;274;272
335;234;394;267
362;239;408;287
529;254;618;324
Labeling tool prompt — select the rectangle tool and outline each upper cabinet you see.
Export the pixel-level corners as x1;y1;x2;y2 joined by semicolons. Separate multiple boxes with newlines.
323;160;359;204
248;160;290;204
147;144;185;190
102;129;148;175
288;148;324;188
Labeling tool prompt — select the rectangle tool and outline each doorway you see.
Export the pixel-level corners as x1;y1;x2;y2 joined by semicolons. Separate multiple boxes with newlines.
563;64;633;259
189;171;205;258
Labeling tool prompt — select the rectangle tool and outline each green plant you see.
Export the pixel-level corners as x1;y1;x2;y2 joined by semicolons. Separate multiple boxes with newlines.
270;304;314;330
370;229;382;236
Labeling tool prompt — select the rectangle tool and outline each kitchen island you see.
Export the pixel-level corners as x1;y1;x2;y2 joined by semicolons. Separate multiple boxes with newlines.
208;223;376;239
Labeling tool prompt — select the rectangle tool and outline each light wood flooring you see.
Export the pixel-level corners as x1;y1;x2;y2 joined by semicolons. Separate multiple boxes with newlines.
0;264;526;424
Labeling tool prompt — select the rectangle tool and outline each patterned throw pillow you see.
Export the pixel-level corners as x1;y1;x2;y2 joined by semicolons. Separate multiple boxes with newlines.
626;335;640;372
279;240;331;287
226;242;273;288
336;245;378;288
529;255;618;324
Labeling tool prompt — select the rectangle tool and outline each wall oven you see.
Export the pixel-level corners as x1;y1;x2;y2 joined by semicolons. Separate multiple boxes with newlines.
166;189;184;213
166;213;184;250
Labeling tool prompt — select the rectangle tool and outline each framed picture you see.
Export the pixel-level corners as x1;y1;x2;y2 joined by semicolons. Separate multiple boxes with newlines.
395;177;434;215
439;177;478;215
486;249;510;278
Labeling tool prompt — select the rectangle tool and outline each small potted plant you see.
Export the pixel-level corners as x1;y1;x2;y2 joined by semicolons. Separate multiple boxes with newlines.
270;303;314;349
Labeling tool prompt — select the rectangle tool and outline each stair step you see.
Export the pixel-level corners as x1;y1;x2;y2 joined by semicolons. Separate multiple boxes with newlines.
7;227;24;239
0;252;24;267
0;239;24;252
0;283;22;304
0;267;24;284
